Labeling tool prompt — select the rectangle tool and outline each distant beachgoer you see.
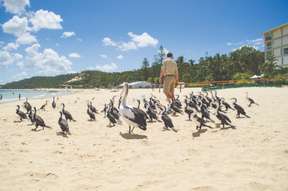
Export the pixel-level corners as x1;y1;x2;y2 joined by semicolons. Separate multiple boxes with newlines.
160;52;179;103
0;94;2;101
19;93;21;101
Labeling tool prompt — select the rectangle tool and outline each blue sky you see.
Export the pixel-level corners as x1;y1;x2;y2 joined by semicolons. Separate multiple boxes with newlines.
0;0;287;84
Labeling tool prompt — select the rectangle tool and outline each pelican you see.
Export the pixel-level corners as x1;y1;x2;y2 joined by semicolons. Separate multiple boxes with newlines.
16;105;27;122
52;97;56;109
119;82;147;134
160;106;176;132
58;112;70;136
87;104;96;121
61;103;76;122
215;103;234;128
89;101;98;113
40;100;48;111
106;104;117;127
33;107;51;130
231;98;250;118
184;99;194;120
246;92;259;107
24;98;32;114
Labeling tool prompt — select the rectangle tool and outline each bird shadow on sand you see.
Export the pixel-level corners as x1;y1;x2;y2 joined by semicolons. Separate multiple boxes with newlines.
31;128;42;132
120;132;147;140
147;120;158;123
220;126;236;130
192;129;207;138
56;132;69;138
13;120;23;123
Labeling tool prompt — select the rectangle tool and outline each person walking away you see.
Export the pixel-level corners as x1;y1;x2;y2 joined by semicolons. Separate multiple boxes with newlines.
160;52;179;103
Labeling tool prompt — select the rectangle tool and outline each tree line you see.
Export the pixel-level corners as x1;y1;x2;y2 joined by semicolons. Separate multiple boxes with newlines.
2;45;286;89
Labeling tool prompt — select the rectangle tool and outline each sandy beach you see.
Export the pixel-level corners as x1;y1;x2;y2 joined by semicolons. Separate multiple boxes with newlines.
0;87;288;191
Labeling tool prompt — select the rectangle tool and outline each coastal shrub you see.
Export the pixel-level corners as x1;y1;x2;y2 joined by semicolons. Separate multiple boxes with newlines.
233;72;252;80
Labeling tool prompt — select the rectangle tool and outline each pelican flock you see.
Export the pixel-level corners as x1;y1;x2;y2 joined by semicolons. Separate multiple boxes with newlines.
13;82;259;138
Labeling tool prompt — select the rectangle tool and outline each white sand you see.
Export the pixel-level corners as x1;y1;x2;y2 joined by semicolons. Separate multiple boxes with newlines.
0;87;288;191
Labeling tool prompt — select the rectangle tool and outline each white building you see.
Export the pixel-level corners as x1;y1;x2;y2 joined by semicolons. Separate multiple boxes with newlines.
118;81;152;88
264;23;288;66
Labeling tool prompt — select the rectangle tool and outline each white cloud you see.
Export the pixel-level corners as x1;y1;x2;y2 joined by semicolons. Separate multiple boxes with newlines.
24;44;72;73
117;54;123;59
0;0;74;78
16;32;37;45
99;54;108;59
61;31;76;38
95;62;118;72
102;32;158;51
227;38;264;50
3;42;19;51
2;0;30;14
0;50;23;66
118;41;137;51
30;9;63;31
69;52;81;58
128;32;158;47
2;15;28;36
103;37;117;46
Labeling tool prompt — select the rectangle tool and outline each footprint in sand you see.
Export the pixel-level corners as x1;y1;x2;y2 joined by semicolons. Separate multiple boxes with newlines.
54;150;63;154
28;172;58;179
191;186;217;191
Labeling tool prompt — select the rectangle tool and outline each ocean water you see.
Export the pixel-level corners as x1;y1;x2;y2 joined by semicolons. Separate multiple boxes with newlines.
0;89;70;103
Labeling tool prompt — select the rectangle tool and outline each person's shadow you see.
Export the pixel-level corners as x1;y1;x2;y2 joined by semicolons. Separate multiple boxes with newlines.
120;132;147;140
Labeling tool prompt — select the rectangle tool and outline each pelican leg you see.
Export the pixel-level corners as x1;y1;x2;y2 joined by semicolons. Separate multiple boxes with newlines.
128;126;131;134
131;127;135;133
